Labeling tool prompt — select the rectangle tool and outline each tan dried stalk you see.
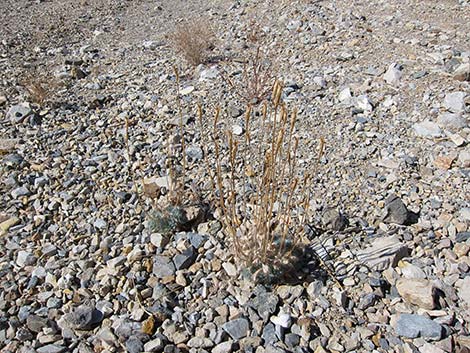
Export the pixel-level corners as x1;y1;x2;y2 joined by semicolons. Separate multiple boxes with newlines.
203;80;324;279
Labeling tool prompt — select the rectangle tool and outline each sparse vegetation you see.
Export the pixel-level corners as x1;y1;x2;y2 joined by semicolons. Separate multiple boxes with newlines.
169;19;216;66
200;81;325;283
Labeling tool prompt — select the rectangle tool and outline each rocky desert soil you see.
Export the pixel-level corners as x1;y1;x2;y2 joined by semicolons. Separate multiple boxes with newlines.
1;0;470;352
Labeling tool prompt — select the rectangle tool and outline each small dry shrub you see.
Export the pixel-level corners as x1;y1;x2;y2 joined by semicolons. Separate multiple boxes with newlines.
169;19;216;66
200;81;324;283
221;19;276;104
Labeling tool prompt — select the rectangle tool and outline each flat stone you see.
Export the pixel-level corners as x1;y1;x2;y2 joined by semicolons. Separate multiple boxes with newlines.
321;208;348;231
212;341;234;353
26;315;48;333
222;262;237;277
11;186;31;198
383;194;417;225
395;314;443;340
187;337;214;348
7;103;32;123
270;313;292;328
180;86;194;95
457;276;470;307
248;291;278;321
400;262;427;279
444;92;466;113
419;343;446;353
126;336;144;353
458;150;470;168
413;121;442;138
384;63;403;84
36;344;67;353
453;63;470;81
437;113;467;131
143;338;164;352
153;255;175;277
173;246;197;270
396;278;436;309
356;236;409;271
16;251;37;267
63;305;103;330
222;318;250;340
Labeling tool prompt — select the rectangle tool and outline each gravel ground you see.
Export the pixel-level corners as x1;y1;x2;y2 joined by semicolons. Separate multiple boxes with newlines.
1;0;470;352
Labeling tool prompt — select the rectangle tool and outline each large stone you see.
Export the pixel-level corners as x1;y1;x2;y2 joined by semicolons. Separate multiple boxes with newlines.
173;246;197;270
457;276;470;307
63;305;103;330
212;341;234;353
222;318;250;340
383;194;418;225
16;251;37;267
395;314;443;340
356;236;409;270
444;92;466;113
152;255;175;278
437;113;467;131
453;63;470;81
419;343;446;353
396;278;436;309
384;63;403;84
413;121;442;138
7;103;32;123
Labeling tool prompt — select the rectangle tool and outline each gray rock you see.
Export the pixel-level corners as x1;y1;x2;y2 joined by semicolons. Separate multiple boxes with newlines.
338;87;353;105
247;292;279;321
187;232;207;249
153;255;175;278
173;246;197;270
262;323;278;345
36;344;67;353
150;233;169;248
11;186;31;198
358;293;378;310
64;305;103;330
321;208;348;231
384;63;403;84
413;121;442;138
456;232;470;242
16;251;36;267
26;315;48;333
395;314;443;340
126;336;144;353
356;236;409;270
285;333;300;349
186;145;203;160
383;194;417;225
222;318;250;340
444;92;466;113
7;103;32;123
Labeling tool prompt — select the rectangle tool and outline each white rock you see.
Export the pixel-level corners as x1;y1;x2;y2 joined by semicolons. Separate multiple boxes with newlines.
384;63;403;84
413;121;442;138
419;343;446;353
401;263;427;279
443;91;466;113
16;251;36;267
338;87;353;105
180;86;194;95
222;262;237;277
457;276;470;307
459;150;470;167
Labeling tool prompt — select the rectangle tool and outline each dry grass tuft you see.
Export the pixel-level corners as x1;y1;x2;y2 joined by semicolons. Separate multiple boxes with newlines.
221;19;276;104
169;19;216;66
201;81;324;282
